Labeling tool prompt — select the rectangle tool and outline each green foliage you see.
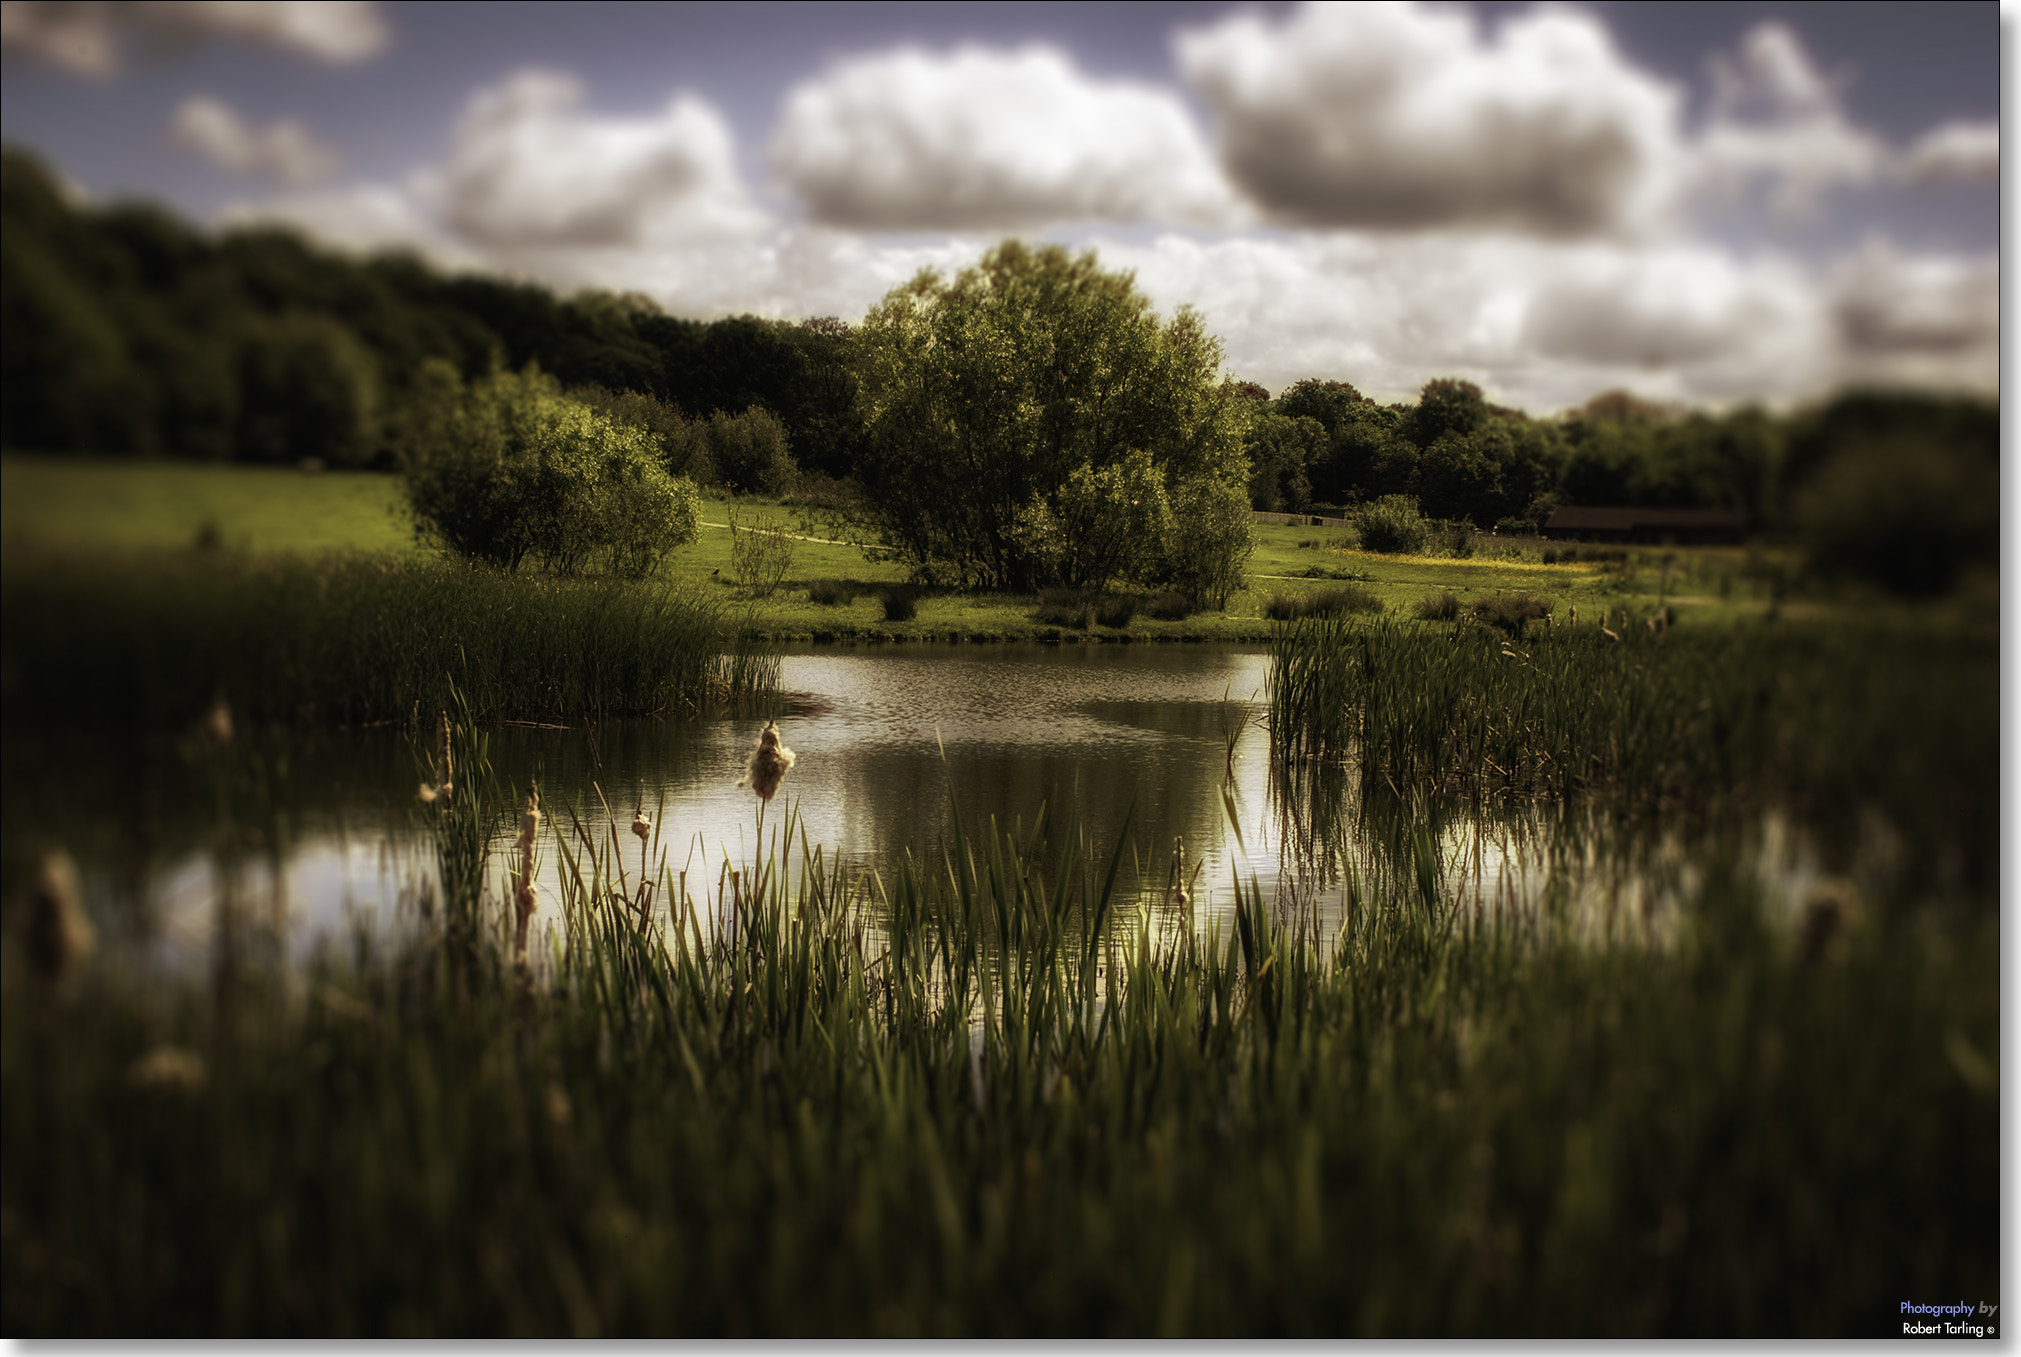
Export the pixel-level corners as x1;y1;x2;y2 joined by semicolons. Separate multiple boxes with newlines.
726;508;795;596
399;363;699;578
236;310;383;466
1263;585;1382;620
1017;448;1175;592
1163;474;1254;610
1413;591;1461;621
807;578;856;606
704;406;797;497
881;586;918;621
1470;592;1551;635
1243;410;1324;512
569;383;708;479
855;240;1246;591
1350;495;1430;555
1797;430;1999;597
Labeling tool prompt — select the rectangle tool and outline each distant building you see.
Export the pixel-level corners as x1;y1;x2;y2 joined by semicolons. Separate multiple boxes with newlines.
1542;506;1749;545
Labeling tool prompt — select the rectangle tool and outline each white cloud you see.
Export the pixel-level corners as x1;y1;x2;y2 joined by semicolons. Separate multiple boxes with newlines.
1828;239;2000;391
413;70;769;250
771;44;1245;231
1174;1;1685;237
170;95;340;184
1692;21;1886;218
0;0;386;76
1898;121;1999;184
1102;232;1849;412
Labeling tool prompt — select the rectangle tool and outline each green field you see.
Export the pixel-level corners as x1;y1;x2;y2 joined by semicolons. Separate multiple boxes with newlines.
1;456;1806;642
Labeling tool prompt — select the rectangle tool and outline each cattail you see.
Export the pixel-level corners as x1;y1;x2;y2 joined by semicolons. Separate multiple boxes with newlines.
632;808;652;843
513;779;541;969
1796;878;1863;966
1167;836;1190;909
420;709;454;803
28;849;93;983
128;1045;208;1095
1568;604;1577;626
1600;623;1620;643
738;720;796;802
205;697;233;744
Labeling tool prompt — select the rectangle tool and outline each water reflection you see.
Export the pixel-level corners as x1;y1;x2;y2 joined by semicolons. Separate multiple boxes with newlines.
6;642;1886;967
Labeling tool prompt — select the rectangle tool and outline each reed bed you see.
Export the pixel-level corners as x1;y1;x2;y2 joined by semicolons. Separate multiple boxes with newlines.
1267;614;1996;882
0;720;1996;1337
1;545;775;728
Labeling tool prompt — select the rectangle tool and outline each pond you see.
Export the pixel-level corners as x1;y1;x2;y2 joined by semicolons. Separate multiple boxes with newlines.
9;642;1846;967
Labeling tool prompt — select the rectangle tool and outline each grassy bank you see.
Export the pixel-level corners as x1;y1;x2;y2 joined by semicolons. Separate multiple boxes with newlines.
1;754;1996;1337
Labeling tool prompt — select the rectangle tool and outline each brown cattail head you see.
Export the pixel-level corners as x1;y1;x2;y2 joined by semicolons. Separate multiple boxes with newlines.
28;849;93;983
128;1045;208;1095
1796;878;1863;966
632;808;652;843
738;720;797;802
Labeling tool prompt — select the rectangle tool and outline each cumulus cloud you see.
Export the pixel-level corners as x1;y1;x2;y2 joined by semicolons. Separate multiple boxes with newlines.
1174;2;1685;237
1692;21;1886;218
1828;239;1999;389
413;70;769;250
1898;121;1999;184
0;0;386;76
1103;232;1854;412
169;95;340;184
772;44;1244;231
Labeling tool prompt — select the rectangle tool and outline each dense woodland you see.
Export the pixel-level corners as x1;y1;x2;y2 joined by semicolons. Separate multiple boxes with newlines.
1;145;1998;592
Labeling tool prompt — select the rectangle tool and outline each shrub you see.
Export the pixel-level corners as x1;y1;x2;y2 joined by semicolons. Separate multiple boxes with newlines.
1035;450;1174;592
1472;593;1552;636
1414;591;1461;621
1351;495;1429;555
727;509;795;597
1264;586;1383;621
1435;519;1477;559
399;362;699;578
1146;590;1192;621
1033;588;1092;629
1095;594;1138;628
1164;475;1254;610
807;579;856;606
881;587;918;622
706;406;797;497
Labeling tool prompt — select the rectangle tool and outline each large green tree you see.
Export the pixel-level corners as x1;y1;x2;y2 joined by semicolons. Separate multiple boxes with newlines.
853;240;1247;591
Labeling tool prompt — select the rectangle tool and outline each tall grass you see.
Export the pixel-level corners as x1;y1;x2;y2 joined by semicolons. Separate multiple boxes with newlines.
1268;614;1997;881
1;545;776;728
0;756;1995;1336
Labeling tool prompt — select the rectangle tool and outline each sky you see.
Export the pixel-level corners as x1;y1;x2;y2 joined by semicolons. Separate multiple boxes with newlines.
0;0;2001;414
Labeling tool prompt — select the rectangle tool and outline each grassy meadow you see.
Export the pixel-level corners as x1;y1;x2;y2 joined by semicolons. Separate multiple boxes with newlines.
2;455;1816;645
0;453;2001;1337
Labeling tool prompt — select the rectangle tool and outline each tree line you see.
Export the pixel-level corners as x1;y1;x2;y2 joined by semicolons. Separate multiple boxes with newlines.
2;144;1997;596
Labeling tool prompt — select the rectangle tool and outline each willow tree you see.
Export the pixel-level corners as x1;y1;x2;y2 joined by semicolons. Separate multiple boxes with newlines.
854;240;1249;593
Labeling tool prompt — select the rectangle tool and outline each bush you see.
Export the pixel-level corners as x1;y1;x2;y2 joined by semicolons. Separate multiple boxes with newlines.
399;362;699;578
1033;588;1092;629
1434;519;1476;559
1351;495;1429;555
807;579;856;606
727;509;795;597
881;587;918;622
1414;591;1461;621
1027;450;1174;592
706;406;797;497
1146;590;1193;621
1472;593;1552;636
1264;586;1383;621
1164;476;1254;610
1095;595;1138;628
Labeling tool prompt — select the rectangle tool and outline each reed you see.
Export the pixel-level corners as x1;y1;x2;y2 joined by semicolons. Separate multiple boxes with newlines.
1;545;777;728
0;767;1993;1337
1267;614;1997;879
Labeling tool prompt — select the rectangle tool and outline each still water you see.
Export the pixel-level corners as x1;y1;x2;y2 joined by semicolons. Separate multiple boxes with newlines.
32;643;1835;966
